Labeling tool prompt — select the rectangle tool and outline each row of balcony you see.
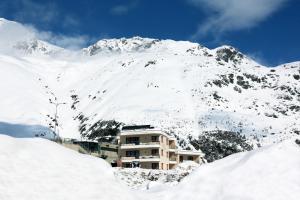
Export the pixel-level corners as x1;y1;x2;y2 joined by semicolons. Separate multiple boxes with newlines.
122;155;160;160
121;142;160;146
120;142;177;149
121;155;178;162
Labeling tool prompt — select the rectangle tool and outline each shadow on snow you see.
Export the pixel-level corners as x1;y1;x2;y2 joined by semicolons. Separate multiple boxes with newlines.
0;121;55;139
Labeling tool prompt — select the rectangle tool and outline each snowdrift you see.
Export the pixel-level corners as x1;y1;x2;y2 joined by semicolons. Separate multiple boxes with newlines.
0;135;299;200
0;135;136;200
159;138;300;200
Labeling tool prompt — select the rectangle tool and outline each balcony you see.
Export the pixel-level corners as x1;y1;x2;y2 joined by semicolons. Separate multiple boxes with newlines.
139;155;159;159
169;157;177;161
121;155;160;162
120;142;160;149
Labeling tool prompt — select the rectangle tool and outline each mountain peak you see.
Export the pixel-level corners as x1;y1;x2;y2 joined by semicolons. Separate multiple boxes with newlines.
213;45;246;64
0;18;62;56
83;36;160;55
13;39;63;55
0;18;12;24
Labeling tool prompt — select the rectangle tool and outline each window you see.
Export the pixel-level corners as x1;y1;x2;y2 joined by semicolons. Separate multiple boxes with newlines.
151;136;159;142
132;161;140;168
188;156;194;161
126;150;139;158
151;149;158;155
126;137;139;145
161;149;164;156
180;156;183;162
152;163;159;169
124;163;131;168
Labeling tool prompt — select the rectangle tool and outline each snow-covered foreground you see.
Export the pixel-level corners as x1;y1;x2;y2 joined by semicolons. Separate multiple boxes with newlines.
0;135;136;200
114;161;200;190
1;134;299;200
155;137;300;200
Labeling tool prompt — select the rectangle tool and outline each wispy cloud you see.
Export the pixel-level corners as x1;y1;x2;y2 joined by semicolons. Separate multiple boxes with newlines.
11;0;59;24
0;0;93;49
110;0;139;15
36;30;94;50
0;0;80;29
188;0;289;39
0;19;93;50
247;51;271;67
62;15;80;28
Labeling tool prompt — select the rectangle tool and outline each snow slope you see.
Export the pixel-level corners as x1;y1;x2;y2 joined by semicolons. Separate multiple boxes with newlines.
1;134;299;200
0;134;136;200
114;161;199;190
151;137;300;200
0;18;299;147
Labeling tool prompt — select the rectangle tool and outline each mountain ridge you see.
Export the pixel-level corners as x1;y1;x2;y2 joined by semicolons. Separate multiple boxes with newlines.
0;18;299;154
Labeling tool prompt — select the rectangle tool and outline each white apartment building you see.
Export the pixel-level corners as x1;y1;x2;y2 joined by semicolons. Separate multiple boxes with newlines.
118;125;204;170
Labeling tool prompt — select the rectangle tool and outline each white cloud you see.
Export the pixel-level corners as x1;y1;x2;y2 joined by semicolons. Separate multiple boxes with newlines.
0;18;35;53
13;0;59;24
0;18;94;50
0;0;80;30
63;15;80;28
21;24;94;50
37;31;93;50
247;51;270;67
110;0;139;15
111;5;131;15
189;0;289;39
0;0;96;51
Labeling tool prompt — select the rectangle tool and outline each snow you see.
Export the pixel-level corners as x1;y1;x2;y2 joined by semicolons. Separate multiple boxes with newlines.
114;161;200;190
0;17;299;148
151;137;300;200
0;16;299;200
1;134;299;200
0;134;136;200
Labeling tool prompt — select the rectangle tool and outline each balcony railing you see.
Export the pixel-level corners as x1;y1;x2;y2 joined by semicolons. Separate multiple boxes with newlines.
121;156;136;160
121;155;160;160
169;157;177;161
139;155;160;159
122;142;160;146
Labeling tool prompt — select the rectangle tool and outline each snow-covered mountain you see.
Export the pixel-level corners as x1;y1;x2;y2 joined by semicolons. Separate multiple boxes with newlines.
0;18;299;150
0;18;62;55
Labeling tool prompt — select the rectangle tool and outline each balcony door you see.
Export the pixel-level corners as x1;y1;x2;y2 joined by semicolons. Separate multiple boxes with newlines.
126;137;140;145
180;155;183;162
151;136;159;142
126;150;140;158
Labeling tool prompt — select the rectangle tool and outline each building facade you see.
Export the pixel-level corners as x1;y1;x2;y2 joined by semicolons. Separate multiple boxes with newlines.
118;126;204;170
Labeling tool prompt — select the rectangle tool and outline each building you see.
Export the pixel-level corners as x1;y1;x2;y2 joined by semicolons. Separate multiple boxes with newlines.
99;142;119;163
62;139;118;165
118;125;204;170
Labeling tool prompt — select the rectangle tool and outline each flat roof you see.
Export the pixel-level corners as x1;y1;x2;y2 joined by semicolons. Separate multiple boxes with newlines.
120;129;176;140
122;125;154;130
178;150;204;156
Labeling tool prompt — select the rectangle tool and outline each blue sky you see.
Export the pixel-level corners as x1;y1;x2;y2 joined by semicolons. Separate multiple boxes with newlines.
0;0;299;66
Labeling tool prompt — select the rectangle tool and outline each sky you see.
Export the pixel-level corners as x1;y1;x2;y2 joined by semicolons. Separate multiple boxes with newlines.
0;0;299;66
